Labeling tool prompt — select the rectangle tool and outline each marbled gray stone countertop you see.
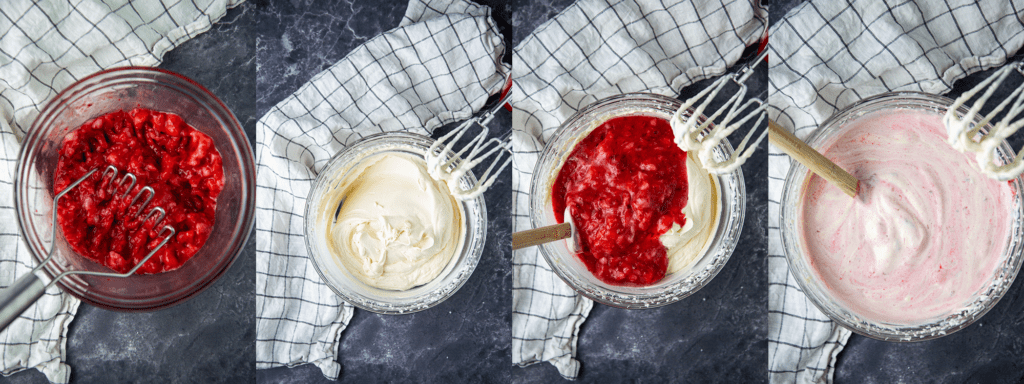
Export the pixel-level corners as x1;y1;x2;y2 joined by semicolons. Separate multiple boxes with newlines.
510;0;573;46
772;1;1024;383
253;0;511;120
253;0;512;382
0;3;258;384
511;1;769;382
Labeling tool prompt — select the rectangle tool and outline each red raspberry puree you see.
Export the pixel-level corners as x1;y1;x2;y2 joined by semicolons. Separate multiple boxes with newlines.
54;109;224;274
553;115;689;285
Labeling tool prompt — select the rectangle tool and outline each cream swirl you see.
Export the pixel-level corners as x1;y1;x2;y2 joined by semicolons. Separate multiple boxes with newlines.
320;152;465;291
662;151;721;274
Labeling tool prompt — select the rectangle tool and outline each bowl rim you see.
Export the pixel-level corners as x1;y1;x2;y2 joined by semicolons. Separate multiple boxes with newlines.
529;92;747;309
778;90;1024;341
14;66;256;311
303;130;487;314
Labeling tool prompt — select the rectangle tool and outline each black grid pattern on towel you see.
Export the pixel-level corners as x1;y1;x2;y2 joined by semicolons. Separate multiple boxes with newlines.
767;1;1024;383
253;0;507;378
0;1;238;382
510;0;766;379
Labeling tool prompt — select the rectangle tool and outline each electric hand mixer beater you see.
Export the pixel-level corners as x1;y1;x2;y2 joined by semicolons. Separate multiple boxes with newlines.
944;61;1024;180
672;48;769;174
425;75;513;201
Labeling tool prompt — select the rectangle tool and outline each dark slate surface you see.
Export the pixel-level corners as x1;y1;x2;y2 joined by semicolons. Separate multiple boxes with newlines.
252;0;513;383
772;1;1024;383
0;3;258;384
510;2;769;383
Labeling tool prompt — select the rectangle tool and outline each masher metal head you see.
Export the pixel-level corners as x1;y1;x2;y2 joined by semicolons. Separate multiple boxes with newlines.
672;48;769;174
944;62;1024;180
62;165;176;277
426;77;513;201
0;165;175;331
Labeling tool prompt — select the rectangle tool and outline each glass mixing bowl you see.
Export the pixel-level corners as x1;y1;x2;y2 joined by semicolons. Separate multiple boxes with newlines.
779;92;1024;341
15;67;256;311
529;93;746;309
304;132;486;314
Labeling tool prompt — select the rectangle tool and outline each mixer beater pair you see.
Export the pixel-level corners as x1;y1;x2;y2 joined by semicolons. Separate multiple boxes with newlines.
426;76;513;201
945;61;1024;181
673;48;769;174
429;50;772;201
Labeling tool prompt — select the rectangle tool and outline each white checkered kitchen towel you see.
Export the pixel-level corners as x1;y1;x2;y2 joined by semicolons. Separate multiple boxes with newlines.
767;1;1024;383
253;0;508;379
0;1;240;383
511;0;766;378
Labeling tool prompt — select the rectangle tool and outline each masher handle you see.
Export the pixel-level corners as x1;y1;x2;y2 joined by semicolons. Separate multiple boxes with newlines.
0;272;46;332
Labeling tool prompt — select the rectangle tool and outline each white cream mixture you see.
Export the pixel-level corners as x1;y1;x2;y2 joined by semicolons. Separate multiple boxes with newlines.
662;151;721;274
319;152;466;291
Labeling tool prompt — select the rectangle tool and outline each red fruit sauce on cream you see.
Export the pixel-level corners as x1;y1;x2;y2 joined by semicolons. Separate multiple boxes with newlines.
54;109;224;274
553;115;689;285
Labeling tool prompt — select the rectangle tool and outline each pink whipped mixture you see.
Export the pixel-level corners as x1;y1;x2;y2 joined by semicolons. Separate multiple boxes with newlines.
800;109;1012;325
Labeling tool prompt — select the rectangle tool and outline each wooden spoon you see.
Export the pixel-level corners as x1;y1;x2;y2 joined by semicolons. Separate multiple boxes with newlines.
512;208;579;251
769;120;860;197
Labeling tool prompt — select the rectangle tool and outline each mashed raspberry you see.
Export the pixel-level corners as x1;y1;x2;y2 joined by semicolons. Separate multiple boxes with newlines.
553;115;689;285
54;108;224;274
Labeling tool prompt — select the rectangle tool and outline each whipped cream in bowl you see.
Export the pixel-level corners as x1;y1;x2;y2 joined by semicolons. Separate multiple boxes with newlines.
304;132;486;314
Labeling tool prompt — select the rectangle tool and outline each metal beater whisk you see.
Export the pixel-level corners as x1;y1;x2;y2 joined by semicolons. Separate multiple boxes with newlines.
672;48;769;174
426;77;513;201
0;165;175;331
945;62;1024;180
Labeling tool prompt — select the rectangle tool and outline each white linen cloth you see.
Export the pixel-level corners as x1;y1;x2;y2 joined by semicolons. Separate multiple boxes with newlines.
510;0;766;378
0;1;239;383
767;1;1024;383
253;0;508;379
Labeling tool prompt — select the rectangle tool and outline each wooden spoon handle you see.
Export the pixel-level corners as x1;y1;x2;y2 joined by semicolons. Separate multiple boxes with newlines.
512;222;572;250
769;120;859;197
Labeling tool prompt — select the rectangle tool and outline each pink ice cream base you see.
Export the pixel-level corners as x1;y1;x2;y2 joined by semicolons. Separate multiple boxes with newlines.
799;109;1012;326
